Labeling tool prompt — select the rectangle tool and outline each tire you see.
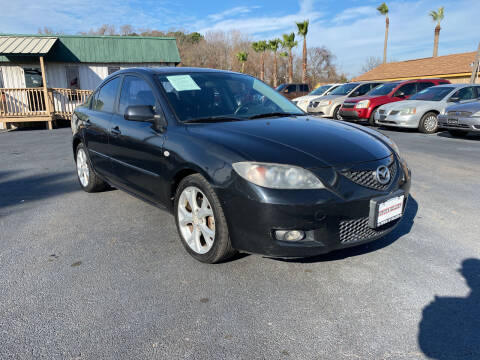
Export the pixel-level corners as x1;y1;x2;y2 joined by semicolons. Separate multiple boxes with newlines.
332;106;342;120
448;129;468;137
174;174;236;263
419;112;438;134
75;143;108;192
368;108;378;126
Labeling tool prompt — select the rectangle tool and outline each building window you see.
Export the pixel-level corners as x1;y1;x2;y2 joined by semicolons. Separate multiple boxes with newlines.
0;68;4;88
23;67;43;88
66;66;80;90
108;67;120;75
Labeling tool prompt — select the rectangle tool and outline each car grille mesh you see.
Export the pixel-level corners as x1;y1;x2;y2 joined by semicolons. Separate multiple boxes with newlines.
445;123;470;129
339;217;399;244
447;111;472;117
342;162;397;190
342;103;355;109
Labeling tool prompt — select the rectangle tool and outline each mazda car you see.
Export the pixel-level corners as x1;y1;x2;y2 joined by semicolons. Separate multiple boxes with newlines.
72;68;411;263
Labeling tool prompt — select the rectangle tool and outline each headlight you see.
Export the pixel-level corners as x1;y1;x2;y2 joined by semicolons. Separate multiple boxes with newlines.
355;100;370;109
399;108;416;115
232;162;325;189
317;100;331;106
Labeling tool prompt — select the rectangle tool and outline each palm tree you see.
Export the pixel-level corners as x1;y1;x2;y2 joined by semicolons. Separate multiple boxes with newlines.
251;40;268;80
281;33;298;83
296;20;309;83
236;52;248;73
429;6;444;57
377;2;389;64
268;39;281;87
279;51;289;83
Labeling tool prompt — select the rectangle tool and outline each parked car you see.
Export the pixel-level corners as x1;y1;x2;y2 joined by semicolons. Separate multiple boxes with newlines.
340;79;450;125
72;67;410;263
276;83;310;99
438;100;480;137
292;83;341;111
306;81;383;119
375;84;480;133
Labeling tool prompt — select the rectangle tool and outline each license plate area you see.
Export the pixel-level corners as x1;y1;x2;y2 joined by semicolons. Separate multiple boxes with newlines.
369;190;405;228
448;118;458;125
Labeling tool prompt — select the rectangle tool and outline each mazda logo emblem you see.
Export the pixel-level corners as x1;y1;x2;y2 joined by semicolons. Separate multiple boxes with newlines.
375;165;391;185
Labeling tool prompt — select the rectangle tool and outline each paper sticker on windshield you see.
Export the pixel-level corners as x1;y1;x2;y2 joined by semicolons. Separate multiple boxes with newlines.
166;75;201;91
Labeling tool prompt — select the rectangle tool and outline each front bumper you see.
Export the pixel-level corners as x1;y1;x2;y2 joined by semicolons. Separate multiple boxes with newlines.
217;158;411;258
307;103;334;117
339;107;370;121
438;114;480;132
374;111;420;128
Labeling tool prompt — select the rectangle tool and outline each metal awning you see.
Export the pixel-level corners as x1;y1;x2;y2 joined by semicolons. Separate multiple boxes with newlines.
0;36;58;55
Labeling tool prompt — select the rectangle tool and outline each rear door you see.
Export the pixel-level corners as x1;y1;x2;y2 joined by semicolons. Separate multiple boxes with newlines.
450;86;477;103
108;74;167;203
83;76;121;178
393;82;417;99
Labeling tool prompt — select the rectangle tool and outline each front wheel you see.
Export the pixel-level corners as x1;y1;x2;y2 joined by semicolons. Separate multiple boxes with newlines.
419;112;438;134
368;109;378;126
174;174;236;263
75;143;107;192
333;106;342;120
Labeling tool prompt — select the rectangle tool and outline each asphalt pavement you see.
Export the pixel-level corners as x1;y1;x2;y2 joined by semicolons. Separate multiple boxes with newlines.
0;125;479;360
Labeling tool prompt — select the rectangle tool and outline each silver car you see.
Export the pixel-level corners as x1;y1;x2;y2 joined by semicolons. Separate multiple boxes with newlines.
307;81;382;119
292;83;341;111
375;84;480;134
438;100;480;136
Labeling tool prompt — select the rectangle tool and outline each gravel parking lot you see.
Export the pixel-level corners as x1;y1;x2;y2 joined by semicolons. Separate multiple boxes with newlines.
0;125;479;360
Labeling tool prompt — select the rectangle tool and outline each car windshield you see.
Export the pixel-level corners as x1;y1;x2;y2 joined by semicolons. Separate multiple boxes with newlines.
310;85;332;96
156;73;304;122
408;86;454;101
330;83;358;95
368;83;400;96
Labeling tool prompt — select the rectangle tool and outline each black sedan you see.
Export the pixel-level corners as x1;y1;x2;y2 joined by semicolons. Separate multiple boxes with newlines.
72;67;411;263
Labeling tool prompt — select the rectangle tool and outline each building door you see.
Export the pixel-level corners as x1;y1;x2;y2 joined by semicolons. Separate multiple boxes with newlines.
23;67;45;111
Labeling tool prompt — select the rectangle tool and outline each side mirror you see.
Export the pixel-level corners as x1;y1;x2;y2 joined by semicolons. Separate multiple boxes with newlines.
350;91;360;97
124;105;155;122
449;96;460;103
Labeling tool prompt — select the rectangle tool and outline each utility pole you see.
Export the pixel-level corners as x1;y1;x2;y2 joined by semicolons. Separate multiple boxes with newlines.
470;41;480;84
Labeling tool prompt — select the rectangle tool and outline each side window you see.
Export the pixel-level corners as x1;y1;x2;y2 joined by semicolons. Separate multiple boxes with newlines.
92;77;121;113
370;83;382;90
355;84;371;96
395;83;417;96
453;87;476;101
475;86;480;98
286;84;297;93
118;76;156;115
418;82;435;91
300;84;308;92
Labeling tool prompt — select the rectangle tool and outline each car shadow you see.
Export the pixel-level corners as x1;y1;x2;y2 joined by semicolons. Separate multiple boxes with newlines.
436;131;480;141
418;258;480;359
269;195;418;263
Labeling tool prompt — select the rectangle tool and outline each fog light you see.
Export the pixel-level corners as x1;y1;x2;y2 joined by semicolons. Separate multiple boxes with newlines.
275;230;305;242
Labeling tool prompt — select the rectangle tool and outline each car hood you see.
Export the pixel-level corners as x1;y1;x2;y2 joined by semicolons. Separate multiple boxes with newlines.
186;116;392;168
380;99;442;111
444;100;480;113
344;95;390;104
293;95;314;102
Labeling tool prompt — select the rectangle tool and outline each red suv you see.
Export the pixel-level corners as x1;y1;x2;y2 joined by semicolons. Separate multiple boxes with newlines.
339;79;450;125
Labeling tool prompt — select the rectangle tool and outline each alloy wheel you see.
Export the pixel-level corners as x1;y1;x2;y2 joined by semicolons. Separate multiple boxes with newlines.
177;186;216;254
424;114;438;133
76;148;90;187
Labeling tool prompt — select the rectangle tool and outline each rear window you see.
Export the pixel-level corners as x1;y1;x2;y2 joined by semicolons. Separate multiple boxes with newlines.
409;87;454;101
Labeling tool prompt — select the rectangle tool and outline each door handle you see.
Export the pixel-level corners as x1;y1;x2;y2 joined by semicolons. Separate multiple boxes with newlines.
111;126;121;135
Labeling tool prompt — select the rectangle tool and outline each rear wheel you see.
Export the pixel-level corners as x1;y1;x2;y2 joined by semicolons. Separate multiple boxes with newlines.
75;143;107;192
174;174;236;263
419;112;438;134
448;129;468;137
332;106;342;120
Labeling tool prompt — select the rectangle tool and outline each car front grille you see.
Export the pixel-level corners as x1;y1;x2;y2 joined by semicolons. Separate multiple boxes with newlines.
339;217;399;244
342;103;355;109
342;162;397;190
379;109;386;115
447;111;472;117
445;123;470;128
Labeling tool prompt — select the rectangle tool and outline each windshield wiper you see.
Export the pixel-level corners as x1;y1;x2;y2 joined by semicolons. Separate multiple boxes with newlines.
248;112;300;119
183;116;243;123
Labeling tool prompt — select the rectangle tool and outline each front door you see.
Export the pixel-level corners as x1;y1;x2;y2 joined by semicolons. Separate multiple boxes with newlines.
83;76;121;178
108;75;167;204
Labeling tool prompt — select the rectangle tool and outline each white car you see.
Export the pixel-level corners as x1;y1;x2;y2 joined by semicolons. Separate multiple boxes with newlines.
292;84;341;111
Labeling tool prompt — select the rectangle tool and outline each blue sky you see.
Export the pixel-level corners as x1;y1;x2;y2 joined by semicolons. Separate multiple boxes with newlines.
1;0;478;76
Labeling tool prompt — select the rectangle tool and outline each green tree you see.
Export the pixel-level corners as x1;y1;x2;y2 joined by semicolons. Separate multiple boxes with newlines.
429;6;444;57
377;3;389;64
251;40;268;80
281;33;298;83
296;20;309;83
268;39;281;87
236;51;248;73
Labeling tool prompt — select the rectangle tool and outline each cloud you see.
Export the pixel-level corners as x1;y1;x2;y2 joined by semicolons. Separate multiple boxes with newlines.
207;6;259;22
